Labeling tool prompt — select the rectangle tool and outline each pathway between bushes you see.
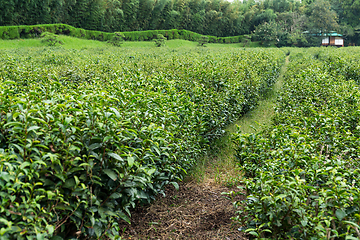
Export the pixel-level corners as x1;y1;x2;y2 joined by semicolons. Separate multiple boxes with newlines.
118;56;290;240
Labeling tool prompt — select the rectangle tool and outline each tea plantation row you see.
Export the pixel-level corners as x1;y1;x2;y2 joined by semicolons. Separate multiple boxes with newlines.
232;48;360;239
0;47;284;239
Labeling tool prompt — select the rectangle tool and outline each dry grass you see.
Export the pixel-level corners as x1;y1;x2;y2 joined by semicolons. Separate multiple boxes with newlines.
118;181;246;240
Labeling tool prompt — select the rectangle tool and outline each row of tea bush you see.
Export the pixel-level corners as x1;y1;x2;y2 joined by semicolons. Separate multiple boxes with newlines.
232;48;360;239
0;47;284;239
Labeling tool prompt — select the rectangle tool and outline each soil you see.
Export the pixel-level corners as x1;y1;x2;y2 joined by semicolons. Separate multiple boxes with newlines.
118;180;246;240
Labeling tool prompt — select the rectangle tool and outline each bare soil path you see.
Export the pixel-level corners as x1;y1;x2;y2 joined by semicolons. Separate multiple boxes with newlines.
118;56;290;240
118;182;245;240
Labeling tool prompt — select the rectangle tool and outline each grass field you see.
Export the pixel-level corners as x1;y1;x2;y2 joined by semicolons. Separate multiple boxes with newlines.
0;35;263;49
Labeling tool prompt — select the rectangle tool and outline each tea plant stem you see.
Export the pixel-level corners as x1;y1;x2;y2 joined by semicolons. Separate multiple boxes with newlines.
55;203;81;231
352;226;360;238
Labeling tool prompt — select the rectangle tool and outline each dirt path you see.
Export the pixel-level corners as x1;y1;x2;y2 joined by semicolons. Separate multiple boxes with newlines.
118;56;289;240
118;183;245;240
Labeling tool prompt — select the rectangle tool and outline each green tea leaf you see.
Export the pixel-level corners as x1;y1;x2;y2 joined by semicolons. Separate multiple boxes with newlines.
127;156;134;168
94;224;102;238
50;236;64;240
63;178;75;188
103;169;117;181
88;143;101;151
110;107;121;118
335;209;346;221
46;225;55;235
27;126;41;132
107;152;123;162
343;221;360;230
170;182;179;190
117;210;130;224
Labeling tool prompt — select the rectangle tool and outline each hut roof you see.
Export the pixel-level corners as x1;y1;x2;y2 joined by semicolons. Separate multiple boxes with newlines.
302;31;343;37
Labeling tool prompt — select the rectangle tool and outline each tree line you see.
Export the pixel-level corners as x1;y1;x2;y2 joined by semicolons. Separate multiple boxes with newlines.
0;0;359;46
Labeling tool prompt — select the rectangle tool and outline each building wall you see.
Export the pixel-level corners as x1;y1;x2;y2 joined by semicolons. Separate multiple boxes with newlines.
321;36;344;47
335;37;343;46
330;37;335;45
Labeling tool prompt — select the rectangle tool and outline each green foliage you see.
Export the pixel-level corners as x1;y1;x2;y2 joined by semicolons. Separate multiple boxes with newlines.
198;36;209;47
122;31;142;41
230;48;360;239
0;0;296;38
154;34;166;47
0;24;247;45
40;32;63;46
108;32;125;47
0;26;20;39
252;21;289;47
0;47;285;239
0;0;357;46
305;0;339;34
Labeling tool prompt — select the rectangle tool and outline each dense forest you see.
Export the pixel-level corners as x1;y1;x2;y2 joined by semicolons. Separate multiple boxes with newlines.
0;0;359;46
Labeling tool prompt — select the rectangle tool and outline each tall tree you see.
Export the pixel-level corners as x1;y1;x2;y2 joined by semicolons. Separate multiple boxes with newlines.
0;0;15;25
254;8;277;26
85;0;105;30
122;0;140;30
103;0;124;32
329;0;360;27
149;0;168;29
69;0;90;28
158;0;174;29
137;0;154;30
305;0;339;33
48;0;68;23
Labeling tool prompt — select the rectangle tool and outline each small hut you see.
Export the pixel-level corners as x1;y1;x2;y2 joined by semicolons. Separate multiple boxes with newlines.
321;32;344;47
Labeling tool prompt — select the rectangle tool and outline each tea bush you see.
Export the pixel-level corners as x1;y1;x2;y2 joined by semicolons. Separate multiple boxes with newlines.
41;32;63;46
108;32;125;47
0;47;284;239
231;49;360;239
154;34;166;47
198;36;209;47
315;47;360;85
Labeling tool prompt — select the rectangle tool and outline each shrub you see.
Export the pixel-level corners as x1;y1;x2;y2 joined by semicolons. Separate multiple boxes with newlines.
8;27;20;39
40;32;63;46
154;34;166;47
1;27;20;39
198;36;209;47
108;32;125;47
